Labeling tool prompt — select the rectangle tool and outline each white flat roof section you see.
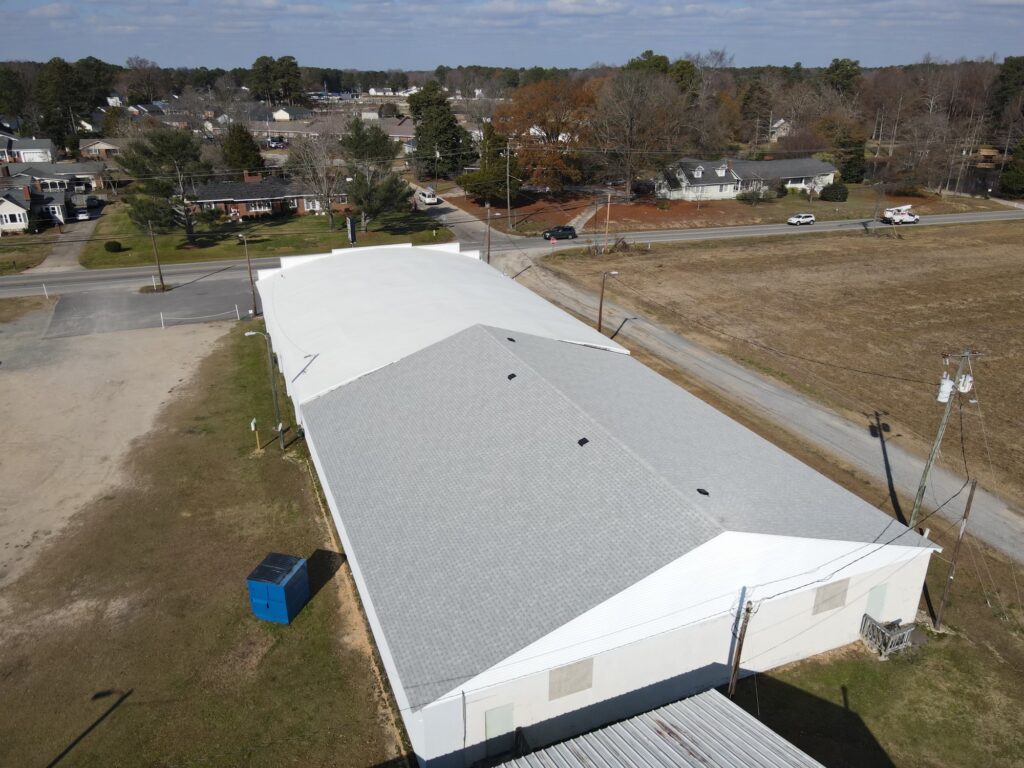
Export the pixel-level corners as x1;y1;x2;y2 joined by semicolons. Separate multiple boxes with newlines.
257;244;625;407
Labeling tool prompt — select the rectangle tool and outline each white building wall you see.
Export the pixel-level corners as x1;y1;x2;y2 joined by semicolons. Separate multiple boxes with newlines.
0;201;29;232
415;532;933;765
17;149;53;163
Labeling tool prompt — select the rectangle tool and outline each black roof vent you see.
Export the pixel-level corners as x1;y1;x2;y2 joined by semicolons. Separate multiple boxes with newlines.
697;488;710;496
577;437;589;447
508;373;517;380
507;336;516;342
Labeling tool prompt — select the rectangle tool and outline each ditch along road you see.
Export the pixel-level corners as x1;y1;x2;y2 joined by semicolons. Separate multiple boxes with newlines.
2;207;1023;563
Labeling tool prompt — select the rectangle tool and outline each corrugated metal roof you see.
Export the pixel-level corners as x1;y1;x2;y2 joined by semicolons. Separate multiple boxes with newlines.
301;324;930;709
497;689;824;768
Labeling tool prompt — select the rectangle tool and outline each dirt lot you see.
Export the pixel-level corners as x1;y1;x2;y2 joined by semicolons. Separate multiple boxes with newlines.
0;309;400;765
544;221;1024;509
0;301;227;586
581;186;1010;232
445;190;593;235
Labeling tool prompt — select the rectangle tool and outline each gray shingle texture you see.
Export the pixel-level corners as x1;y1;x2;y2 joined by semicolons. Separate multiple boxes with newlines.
302;325;927;710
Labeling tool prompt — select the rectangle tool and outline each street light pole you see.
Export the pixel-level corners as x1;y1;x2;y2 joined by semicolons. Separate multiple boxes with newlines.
245;331;284;450
597;270;618;335
239;233;257;316
485;202;491;265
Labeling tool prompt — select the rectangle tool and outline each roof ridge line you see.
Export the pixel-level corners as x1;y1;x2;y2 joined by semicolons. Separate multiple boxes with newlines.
480;325;725;538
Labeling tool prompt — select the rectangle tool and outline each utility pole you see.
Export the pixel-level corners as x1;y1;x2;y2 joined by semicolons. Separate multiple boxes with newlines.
935;480;977;630
506;139;513;231
485;202;491;265
909;349;981;529
728;600;753;699
148;220;165;292
602;192;612;254
239;233;257;316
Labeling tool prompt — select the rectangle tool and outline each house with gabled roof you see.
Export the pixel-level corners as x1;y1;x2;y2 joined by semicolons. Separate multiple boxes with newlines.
657;157;835;201
256;244;936;767
0;137;57;164
0;187;31;233
187;174;348;220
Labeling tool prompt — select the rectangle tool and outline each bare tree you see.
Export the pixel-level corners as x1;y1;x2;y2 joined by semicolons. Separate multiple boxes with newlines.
287;127;346;229
588;71;685;198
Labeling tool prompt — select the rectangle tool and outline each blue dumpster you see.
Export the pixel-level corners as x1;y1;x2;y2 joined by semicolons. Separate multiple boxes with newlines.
247;553;310;624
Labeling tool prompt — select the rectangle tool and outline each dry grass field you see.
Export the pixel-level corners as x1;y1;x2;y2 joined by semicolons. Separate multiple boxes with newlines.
544;221;1024;508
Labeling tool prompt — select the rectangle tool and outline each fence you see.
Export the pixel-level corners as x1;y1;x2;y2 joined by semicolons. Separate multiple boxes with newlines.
160;305;241;328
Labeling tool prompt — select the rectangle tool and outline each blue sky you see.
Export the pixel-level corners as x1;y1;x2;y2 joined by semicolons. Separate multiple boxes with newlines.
5;0;1023;70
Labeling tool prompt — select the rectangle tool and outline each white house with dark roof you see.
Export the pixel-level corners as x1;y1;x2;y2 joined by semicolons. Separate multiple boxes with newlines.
257;244;936;767
0;137;57;164
657;157;835;201
0;189;31;233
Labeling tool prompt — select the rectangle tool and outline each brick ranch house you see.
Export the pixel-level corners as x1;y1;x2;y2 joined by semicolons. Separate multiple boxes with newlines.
656;157;836;201
187;174;349;220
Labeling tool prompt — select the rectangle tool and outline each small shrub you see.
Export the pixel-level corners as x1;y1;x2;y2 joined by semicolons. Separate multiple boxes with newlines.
736;188;777;205
776;181;789;198
819;182;849;202
104;240;121;253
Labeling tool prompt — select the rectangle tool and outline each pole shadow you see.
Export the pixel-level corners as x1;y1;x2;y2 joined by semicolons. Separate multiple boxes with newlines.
46;689;134;767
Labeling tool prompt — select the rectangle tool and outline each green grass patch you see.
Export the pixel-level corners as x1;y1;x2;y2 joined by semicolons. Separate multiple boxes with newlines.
80;204;452;268
0;233;52;274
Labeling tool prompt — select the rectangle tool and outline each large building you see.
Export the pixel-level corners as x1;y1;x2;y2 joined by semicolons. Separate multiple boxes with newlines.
257;243;935;767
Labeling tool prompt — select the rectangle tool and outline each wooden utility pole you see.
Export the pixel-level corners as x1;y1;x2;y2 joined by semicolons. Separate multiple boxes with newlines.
148;220;165;292
506;139;513;232
935;480;977;630
728;600;753;699
908;349;980;528
602;192;612;254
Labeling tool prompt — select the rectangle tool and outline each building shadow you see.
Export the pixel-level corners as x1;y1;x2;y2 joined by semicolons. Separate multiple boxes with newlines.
306;548;345;601
729;675;895;768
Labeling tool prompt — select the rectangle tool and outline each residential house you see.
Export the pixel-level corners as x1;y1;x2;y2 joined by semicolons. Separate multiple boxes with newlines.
77;109;108;134
127;103;164;117
4;162;109;192
769;118;793;143
273;106;313;121
0;174;67;225
188;174;348;220
377;116;416;143
79;138;133;161
0;187;31;233
0;138;58;164
656;157;836;201
367;87;394;96
256;243;936;767
106;94;124;108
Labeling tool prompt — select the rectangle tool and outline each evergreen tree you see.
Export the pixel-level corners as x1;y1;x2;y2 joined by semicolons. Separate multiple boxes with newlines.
34;58;81;148
457;123;520;204
221;123;265;173
0;66;27;120
338;116;409;228
409;82;475;180
998;140;1024;198
624;50;670;75
119;128;211;241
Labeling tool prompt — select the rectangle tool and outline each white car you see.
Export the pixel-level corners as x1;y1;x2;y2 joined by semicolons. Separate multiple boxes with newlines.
417;189;440;205
76;211;91;221
787;213;816;225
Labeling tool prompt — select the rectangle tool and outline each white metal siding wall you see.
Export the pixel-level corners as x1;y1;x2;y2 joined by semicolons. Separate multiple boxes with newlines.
420;548;932;765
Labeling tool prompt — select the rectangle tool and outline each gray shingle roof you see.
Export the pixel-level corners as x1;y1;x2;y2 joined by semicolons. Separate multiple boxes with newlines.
666;157;835;186
189;176;313;202
1;190;29;210
6;162;105;178
498;689;824;767
13;138;55;151
301;325;928;710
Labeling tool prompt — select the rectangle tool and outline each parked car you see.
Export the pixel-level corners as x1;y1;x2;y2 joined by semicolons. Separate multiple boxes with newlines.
75;210;91;221
542;225;578;240
267;136;287;149
787;213;816;225
417;189;440;205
